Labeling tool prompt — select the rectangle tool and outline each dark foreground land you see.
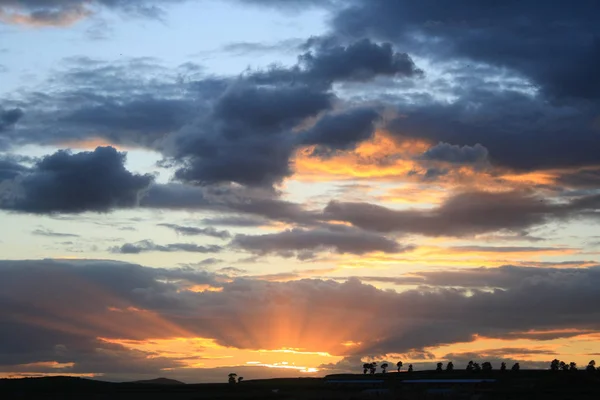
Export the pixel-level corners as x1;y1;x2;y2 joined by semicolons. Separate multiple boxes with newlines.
2;370;600;400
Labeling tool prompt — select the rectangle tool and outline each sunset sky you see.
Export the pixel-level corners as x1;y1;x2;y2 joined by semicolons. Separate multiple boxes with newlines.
1;0;600;383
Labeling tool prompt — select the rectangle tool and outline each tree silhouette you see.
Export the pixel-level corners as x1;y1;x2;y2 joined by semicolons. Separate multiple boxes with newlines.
550;359;560;371
473;362;481;372
436;362;443;372
586;360;596;373
466;361;474;372
569;362;577;371
228;373;237;384
370;362;377;374
381;363;389;373
482;362;492;372
396;361;403;372
560;361;568;371
237;377;244;383
363;363;370;374
500;362;506;372
408;364;413;373
446;361;454;372
511;363;520;372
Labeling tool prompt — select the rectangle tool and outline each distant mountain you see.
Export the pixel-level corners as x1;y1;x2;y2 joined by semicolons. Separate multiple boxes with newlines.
129;377;185;385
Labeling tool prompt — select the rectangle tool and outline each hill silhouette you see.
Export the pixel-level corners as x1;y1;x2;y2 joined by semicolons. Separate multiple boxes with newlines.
1;370;600;399
129;377;185;385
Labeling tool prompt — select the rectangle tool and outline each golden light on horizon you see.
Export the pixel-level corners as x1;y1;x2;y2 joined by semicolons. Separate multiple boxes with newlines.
100;337;342;372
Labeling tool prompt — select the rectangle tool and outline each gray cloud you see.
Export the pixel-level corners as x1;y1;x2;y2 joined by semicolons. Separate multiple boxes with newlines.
111;239;223;254
141;183;317;225
231;226;406;258
192;257;223;267
201;215;268;227
32;228;80;238
358;265;600;290
0;146;154;214
3;58;207;150
220;38;305;55
158;223;231;239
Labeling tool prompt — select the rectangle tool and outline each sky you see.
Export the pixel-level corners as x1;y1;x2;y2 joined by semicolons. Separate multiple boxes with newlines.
1;0;600;383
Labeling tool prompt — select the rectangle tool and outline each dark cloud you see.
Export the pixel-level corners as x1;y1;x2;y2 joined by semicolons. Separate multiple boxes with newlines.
231;226;406;258
421;142;489;165
556;168;600;189
388;90;600;172
324;190;563;237
158;223;231;240
32;228;80;238
332;0;600;100
0;155;28;181
0;146;154;214
212;83;332;132
160;39;419;188
0;107;22;131
298;107;381;152
169;82;333;188
298;38;423;84
111;240;223;254
250;37;422;87
140;183;210;210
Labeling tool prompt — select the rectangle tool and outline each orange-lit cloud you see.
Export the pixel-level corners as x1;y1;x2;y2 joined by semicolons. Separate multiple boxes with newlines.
333;244;582;270
293;132;428;182
0;6;91;27
58;138;129;150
